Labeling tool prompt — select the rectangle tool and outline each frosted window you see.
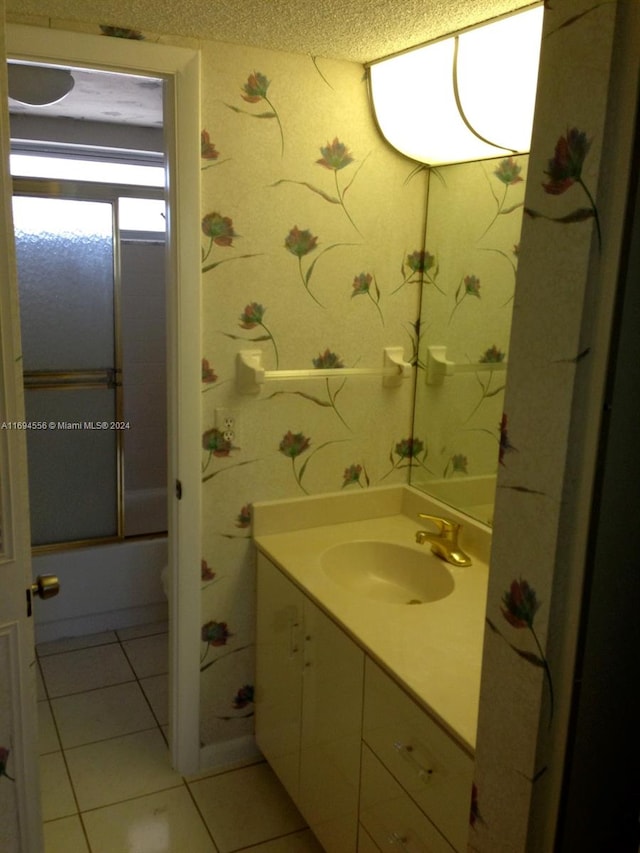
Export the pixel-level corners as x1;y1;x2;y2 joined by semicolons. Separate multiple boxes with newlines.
13;196;115;372
120;239;168;537
119;197;166;232
24;389;118;546
10;154;164;187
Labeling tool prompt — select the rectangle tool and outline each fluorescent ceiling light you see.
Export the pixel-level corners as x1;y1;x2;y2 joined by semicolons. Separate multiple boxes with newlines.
369;5;544;166
8;63;75;106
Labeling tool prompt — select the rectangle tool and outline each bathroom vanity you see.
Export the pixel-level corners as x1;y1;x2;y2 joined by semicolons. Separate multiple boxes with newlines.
253;485;490;852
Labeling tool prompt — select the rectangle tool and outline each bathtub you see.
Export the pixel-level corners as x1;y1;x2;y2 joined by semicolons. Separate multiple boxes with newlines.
32;535;169;644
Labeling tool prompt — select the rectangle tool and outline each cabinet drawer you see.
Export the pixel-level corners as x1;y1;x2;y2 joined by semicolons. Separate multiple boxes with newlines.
363;659;473;852
360;744;455;853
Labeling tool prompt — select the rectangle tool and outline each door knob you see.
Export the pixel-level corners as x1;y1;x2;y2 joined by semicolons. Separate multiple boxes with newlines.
31;574;60;600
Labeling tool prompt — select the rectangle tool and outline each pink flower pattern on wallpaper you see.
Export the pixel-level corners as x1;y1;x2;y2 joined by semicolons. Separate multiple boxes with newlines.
460;346;507;430
316;138;362;233
202;212;236;250
271;137;366;233
201;358;218;385
342;462;369;489
220;303;280;367
525;127;601;248
278;430;344;494
495;157;524;187
542;128;590;195
235;505;251;528
200;621;252;674
239;303;280;367
201;129;219;163
351;272;383;325
498;413;517;466
478;157;526;245
224;71;284;155
233;684;254;710
486;579;555;723
201;212;261;275
381;436;431;480
316;137;353;171
392;249;441;295
312;349;350;429
214;684;255;722
278;430;311;493
201;211;237;274
480;345;506;364
450;274;481;323
201;427;259;484
285;225;354;307
202;427;236;458
443;453;468;477
200;129;231;170
201;559;216;582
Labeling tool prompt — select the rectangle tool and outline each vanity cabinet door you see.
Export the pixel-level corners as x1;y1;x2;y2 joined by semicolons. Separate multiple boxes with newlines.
363;659;473;852
256;553;363;852
299;597;364;852
255;553;304;802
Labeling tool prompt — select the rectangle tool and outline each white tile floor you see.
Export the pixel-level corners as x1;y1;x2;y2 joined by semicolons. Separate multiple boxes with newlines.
37;623;324;853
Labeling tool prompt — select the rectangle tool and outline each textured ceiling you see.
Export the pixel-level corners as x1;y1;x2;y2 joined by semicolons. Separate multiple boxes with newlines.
7;0;534;63
7;0;535;128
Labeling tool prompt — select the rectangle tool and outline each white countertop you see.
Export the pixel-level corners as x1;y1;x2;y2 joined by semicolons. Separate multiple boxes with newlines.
253;485;490;753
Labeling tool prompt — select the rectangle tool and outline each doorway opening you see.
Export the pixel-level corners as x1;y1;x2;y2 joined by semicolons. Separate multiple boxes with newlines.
8;61;171;646
6;22;202;777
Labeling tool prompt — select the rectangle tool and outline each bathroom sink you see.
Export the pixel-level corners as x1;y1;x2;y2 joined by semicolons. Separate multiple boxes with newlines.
320;540;454;605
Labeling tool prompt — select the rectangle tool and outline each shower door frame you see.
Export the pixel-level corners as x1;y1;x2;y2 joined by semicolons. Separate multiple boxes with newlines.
14;177;167;550
6;24;202;776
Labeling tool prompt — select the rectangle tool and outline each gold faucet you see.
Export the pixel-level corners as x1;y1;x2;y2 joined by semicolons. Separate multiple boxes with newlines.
415;513;472;567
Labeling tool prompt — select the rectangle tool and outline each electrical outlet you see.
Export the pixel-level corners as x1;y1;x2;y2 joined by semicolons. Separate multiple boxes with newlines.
215;408;237;444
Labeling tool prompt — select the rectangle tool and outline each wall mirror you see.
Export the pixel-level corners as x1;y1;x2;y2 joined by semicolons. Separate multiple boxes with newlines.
409;154;528;525
367;5;543;526
371;4;544;525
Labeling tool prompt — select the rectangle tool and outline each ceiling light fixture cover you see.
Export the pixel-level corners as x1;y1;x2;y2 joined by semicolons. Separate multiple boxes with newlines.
369;5;544;166
8;64;75;107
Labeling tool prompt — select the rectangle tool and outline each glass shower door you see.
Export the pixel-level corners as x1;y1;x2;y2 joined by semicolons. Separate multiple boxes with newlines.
12;193;120;547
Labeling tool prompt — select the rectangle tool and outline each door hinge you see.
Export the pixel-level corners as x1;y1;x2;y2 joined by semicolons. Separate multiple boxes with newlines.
175;479;182;500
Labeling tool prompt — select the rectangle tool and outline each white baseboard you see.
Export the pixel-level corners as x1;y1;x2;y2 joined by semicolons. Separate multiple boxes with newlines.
35;602;168;644
199;735;263;776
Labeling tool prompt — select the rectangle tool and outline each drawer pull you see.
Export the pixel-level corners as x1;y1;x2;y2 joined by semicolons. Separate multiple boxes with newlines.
387;831;410;849
393;741;434;782
289;620;300;657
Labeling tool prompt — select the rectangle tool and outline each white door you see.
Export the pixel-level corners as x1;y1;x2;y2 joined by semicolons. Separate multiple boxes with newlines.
0;41;44;853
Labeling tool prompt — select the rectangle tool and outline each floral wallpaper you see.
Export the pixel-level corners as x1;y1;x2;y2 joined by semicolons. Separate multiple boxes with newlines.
4;1;634;848
412;155;528;525
471;0;628;850
197;41;427;746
